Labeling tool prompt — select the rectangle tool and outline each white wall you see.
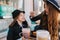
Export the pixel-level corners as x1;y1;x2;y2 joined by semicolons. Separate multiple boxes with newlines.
34;0;44;15
24;0;33;26
34;0;39;15
18;0;24;10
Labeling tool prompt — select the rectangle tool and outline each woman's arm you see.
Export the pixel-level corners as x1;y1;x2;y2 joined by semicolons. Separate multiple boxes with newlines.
31;14;42;21
7;27;14;40
31;11;45;21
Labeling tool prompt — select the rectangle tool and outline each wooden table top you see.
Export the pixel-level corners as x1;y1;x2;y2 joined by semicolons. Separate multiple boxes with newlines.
32;32;36;36
22;37;36;40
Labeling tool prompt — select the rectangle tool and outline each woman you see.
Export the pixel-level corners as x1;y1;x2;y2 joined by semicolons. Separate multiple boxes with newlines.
43;0;60;40
31;2;48;31
7;10;28;40
31;11;48;31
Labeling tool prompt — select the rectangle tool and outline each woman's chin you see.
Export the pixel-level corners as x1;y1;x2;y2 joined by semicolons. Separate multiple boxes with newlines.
22;20;25;22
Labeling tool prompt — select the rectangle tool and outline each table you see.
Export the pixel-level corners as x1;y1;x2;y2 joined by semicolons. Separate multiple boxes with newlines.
22;37;36;40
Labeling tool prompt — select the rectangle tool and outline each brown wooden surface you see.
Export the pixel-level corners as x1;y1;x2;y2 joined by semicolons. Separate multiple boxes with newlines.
32;32;36;36
22;37;36;40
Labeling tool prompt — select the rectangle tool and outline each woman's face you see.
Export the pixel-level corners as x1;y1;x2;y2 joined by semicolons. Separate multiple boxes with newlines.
17;13;25;22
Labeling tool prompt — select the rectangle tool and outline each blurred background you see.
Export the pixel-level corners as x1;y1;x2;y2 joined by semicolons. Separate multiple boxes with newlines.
0;0;60;40
0;0;44;40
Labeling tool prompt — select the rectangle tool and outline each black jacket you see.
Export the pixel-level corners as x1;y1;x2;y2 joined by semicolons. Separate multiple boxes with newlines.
7;21;28;40
31;11;48;30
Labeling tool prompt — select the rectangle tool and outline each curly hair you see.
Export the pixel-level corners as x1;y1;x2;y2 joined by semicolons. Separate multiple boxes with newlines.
46;2;59;40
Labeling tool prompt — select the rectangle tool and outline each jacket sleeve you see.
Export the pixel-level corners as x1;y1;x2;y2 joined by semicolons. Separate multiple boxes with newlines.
31;14;42;21
7;27;14;40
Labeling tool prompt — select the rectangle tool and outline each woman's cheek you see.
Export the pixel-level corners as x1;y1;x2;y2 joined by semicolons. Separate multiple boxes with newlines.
57;14;60;22
20;17;25;21
22;18;25;21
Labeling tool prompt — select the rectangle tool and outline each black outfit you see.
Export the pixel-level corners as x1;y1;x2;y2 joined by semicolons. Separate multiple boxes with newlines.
7;21;28;40
0;16;3;19
31;11;48;31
